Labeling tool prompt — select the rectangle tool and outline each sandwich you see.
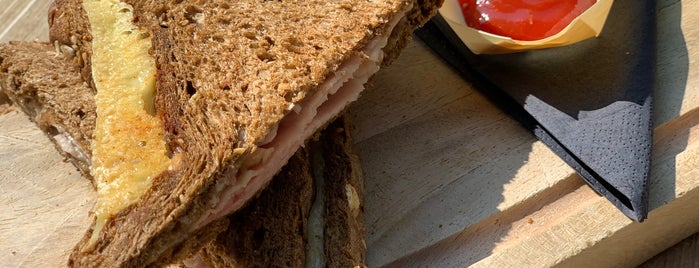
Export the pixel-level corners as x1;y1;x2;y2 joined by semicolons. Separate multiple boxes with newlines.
1;41;365;267
3;0;442;266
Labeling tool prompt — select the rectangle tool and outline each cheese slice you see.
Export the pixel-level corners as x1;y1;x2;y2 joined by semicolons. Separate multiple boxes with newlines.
84;0;171;247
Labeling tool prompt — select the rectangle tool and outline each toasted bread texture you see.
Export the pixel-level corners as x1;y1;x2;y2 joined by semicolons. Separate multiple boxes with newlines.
43;0;443;267
320;117;367;268
0;42;95;178
48;0;94;89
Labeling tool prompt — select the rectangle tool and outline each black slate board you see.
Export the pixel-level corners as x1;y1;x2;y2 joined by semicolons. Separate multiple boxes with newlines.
415;0;656;221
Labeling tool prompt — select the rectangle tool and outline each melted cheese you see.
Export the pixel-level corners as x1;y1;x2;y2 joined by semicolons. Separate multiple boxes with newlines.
84;0;171;248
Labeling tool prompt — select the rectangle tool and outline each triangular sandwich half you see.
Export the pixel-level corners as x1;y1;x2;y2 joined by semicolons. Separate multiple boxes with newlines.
5;0;442;266
1;41;366;267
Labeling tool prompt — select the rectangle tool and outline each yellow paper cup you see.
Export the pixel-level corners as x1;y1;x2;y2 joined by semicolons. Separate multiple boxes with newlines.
439;0;614;54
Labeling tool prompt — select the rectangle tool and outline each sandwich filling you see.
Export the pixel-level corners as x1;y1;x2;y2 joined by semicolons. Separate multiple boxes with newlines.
84;0;171;247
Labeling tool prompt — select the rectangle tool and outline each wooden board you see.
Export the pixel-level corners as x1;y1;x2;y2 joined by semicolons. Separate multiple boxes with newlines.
0;110;95;267
1;0;697;267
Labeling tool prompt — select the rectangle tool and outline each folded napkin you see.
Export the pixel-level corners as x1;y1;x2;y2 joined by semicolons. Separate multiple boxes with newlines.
415;0;655;221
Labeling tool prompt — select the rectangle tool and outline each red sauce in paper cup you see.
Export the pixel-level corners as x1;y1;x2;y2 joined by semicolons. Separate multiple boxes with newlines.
439;0;613;54
458;0;597;41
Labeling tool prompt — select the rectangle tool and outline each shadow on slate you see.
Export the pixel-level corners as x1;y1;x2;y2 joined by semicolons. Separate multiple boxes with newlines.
415;0;655;221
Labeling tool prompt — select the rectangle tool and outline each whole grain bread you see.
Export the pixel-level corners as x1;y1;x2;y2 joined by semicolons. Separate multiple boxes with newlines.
199;116;367;268
0;41;369;267
198;147;315;268
0;42;95;178
48;0;93;89
44;0;443;266
320;116;367;268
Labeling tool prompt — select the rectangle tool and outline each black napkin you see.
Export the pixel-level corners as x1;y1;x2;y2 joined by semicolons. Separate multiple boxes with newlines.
415;0;655;221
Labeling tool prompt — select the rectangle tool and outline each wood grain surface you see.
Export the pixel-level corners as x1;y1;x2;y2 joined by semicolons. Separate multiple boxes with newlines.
1;0;697;267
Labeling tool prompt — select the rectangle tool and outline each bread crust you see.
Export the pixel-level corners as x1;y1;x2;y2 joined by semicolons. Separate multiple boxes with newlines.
322;116;367;268
49;0;94;90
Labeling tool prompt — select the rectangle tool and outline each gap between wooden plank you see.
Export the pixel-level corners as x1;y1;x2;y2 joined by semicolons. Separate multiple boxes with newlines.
0;0;22;38
0;0;37;41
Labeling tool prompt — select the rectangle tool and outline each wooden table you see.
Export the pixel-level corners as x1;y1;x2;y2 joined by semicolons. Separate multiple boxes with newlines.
1;0;697;267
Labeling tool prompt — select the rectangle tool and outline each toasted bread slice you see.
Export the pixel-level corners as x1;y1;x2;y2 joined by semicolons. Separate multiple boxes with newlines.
197;117;366;268
0;42;95;178
0;41;368;267
42;0;443;266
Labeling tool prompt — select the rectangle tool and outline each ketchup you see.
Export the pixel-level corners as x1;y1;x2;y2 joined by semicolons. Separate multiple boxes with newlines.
459;0;597;41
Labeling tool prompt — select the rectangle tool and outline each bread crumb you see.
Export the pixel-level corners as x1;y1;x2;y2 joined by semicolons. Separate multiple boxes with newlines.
527;218;534;224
